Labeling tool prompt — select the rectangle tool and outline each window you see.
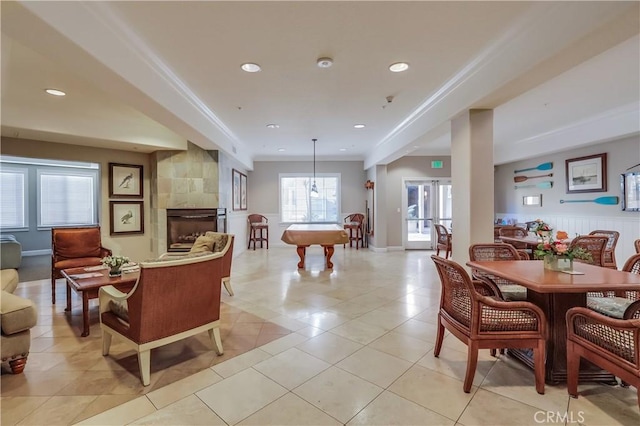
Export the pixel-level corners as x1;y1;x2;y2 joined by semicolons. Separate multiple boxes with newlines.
0;166;28;229
280;174;340;223
38;168;99;227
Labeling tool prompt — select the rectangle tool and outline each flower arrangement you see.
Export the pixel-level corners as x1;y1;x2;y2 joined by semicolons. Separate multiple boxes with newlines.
532;218;552;234
534;231;592;261
101;255;130;269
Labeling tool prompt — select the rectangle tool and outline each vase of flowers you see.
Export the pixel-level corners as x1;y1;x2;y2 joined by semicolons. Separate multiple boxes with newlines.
102;255;130;277
534;231;592;272
532;219;553;241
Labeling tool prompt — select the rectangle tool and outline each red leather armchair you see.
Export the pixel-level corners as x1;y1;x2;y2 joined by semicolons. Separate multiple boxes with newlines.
51;226;111;304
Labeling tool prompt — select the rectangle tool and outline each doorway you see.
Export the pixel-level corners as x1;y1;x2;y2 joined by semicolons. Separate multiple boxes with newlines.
403;179;452;249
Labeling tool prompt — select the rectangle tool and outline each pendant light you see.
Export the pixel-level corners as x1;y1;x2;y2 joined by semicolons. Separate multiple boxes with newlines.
310;138;319;197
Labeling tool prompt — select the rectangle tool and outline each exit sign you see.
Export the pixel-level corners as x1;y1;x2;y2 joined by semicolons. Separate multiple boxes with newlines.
431;160;443;169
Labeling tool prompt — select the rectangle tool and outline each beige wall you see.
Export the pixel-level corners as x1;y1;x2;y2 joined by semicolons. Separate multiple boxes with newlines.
1;137;154;260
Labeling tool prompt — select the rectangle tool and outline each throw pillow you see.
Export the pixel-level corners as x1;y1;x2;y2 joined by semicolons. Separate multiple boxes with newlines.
190;235;215;253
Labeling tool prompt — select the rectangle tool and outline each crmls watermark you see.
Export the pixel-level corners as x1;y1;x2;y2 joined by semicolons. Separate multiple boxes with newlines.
534;410;585;424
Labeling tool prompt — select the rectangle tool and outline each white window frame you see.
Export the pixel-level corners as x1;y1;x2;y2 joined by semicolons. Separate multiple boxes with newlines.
37;167;99;228
0;165;29;231
279;173;341;224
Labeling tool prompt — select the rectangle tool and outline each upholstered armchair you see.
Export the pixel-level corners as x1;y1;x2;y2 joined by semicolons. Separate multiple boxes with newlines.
99;252;225;386
186;232;235;296
51;227;112;304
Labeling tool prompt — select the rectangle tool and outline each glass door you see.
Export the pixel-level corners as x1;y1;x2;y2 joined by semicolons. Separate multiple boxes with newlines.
403;179;452;250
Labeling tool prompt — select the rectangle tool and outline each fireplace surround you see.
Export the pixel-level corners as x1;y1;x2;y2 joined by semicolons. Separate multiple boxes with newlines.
166;208;226;252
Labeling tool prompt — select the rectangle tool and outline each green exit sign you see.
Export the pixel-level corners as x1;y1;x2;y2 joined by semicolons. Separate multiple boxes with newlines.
431;160;443;169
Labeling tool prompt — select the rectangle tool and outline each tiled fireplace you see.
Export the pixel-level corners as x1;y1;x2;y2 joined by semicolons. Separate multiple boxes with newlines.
166;208;226;252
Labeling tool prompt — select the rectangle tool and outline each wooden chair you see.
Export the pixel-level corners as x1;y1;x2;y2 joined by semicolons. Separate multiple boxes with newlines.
468;243;530;301
431;255;547;394
247;214;268;250
498;226;529;250
587;254;640;320
343;213;364;249
51;226;111;304
588;230;619;269
566;307;640;408
99;252;225;386
634;239;640;254
434;224;452;259
570;235;608;268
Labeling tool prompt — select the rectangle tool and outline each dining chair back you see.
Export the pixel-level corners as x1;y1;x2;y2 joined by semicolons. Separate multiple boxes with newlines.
634;239;640;254
343;213;365;249
570;235;608;268
431;255;547;394
468;243;529;301
588;230;619;269
566;307;640;408
434;224;452;259
498;226;529;250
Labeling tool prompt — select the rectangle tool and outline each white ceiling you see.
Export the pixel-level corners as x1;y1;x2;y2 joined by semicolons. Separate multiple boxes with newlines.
1;1;639;170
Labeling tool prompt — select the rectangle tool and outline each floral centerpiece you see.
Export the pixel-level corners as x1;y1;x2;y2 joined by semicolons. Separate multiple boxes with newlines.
534;231;592;271
532;219;552;235
101;255;130;277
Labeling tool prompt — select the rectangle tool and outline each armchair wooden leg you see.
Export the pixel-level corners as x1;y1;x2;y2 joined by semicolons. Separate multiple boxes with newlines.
464;342;479;393
102;330;113;356
51;277;56;304
209;327;224;355
9;357;27;374
222;278;234;296
567;341;579;399
138;350;151;386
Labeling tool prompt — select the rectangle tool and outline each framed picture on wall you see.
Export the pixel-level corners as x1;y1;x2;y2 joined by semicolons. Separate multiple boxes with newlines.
240;172;247;210
109;163;143;198
621;171;640;211
232;169;243;211
110;201;144;235
565;153;607;193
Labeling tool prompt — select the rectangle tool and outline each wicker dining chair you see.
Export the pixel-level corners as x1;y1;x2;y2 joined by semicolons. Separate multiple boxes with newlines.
587;253;640;320
468;243;530;301
635;239;640;254
588;230;619;269
434;224;452;259
566;307;640;408
498;226;529;251
431;255;547;394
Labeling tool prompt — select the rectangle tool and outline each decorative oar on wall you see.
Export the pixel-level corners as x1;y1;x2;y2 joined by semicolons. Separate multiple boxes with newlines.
514;181;553;190
513;173;553;183
559;196;619;205
514;162;553;174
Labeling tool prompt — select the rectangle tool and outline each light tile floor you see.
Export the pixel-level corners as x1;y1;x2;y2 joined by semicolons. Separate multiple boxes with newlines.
2;247;638;425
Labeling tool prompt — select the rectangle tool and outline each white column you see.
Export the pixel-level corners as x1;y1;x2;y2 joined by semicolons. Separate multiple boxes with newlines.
450;109;494;263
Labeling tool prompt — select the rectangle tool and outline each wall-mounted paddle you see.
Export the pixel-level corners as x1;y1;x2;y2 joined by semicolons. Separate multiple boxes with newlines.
514;162;553;174
559;196;619;205
514;181;553;190
513;173;553;183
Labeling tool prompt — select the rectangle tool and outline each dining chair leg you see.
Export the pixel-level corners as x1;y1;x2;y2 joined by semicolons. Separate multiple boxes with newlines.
534;340;545;395
464;342;479;393
434;316;445;357
567;340;579;398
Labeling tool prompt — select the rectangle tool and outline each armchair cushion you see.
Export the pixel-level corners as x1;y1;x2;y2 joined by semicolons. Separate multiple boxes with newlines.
1;291;37;335
587;296;634;319
1;269;19;294
54;228;103;259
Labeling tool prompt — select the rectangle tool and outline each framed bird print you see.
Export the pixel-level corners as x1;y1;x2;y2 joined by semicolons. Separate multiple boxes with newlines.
109;163;143;198
110;201;144;235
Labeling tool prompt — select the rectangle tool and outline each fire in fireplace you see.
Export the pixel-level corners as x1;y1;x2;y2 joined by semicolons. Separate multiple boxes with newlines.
166;208;226;252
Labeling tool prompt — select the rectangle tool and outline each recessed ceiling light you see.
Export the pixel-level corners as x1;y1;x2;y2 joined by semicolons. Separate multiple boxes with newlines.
316;57;333;68
45;88;66;96
339;148;347;152
389;62;409;72
266;124;279;129
241;63;261;72
277;148;286;152
353;124;365;129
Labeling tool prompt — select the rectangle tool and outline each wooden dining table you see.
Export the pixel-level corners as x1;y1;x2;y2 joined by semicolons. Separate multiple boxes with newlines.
498;235;541;250
466;260;640;384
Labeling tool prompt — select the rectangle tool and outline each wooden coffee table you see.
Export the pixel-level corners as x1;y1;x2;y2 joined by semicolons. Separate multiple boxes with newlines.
62;267;138;336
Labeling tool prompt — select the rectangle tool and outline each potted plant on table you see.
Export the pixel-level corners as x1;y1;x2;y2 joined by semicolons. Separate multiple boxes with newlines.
532;219;553;241
102;255;130;277
534;231;592;271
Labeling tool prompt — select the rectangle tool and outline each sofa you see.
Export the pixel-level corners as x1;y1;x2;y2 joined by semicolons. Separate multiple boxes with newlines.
1;269;38;374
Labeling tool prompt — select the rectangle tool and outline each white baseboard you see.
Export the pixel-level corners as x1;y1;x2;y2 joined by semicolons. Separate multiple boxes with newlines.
368;246;388;252
23;249;51;256
387;246;405;252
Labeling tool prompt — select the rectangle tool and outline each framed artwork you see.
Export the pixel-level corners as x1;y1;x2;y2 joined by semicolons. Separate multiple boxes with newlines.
621;171;640;212
110;201;144;235
109;163;143;198
565;153;607;193
240;173;247;210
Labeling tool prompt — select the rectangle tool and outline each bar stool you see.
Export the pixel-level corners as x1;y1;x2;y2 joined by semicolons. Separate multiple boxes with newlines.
247;214;268;250
343;213;364;249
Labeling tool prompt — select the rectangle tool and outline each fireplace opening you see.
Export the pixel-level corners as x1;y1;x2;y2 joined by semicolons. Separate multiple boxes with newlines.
166;208;226;252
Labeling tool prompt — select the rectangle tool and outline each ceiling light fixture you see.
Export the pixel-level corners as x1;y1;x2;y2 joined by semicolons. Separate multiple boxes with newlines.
353;124;365;129
45;88;66;96
311;138;319;197
389;62;409;72
277;148;286;152
241;63;261;72
339;148;347;152
316;57;333;68
266;124;279;128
